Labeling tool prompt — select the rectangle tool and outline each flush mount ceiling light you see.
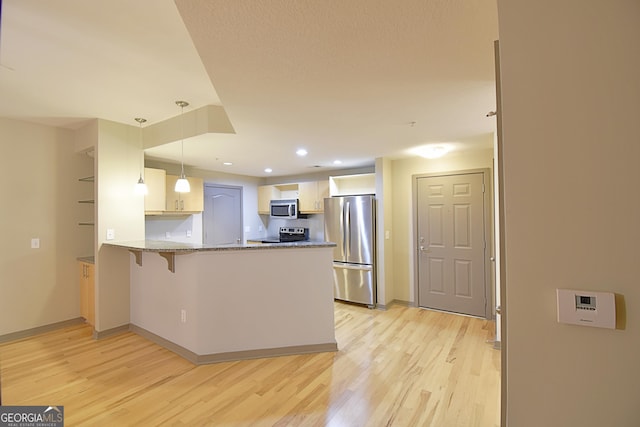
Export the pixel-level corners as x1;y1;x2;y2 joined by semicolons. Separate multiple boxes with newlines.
296;148;308;157
411;144;453;159
174;100;190;193
264;168;273;173
134;117;148;195
333;160;343;165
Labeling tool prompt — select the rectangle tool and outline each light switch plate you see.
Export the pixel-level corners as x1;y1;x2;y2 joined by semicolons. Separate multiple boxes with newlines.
31;238;40;249
106;228;115;240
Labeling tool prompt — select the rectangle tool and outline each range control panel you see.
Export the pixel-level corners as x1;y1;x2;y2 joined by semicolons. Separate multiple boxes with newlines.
557;289;616;329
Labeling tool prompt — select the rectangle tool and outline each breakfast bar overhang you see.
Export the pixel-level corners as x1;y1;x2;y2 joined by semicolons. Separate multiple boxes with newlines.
105;240;337;365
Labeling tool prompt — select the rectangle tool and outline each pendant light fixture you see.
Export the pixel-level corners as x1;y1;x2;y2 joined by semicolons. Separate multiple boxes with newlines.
134;117;148;195
174;100;191;193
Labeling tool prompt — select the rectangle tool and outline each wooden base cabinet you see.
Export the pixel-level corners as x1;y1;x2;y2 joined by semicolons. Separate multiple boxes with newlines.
79;261;95;326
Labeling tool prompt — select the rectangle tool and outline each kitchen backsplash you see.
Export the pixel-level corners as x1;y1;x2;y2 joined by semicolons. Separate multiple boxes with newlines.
267;214;325;241
145;213;325;244
145;214;203;244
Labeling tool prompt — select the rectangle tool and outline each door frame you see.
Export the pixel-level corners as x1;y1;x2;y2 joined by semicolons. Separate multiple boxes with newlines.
412;168;493;319
203;183;244;245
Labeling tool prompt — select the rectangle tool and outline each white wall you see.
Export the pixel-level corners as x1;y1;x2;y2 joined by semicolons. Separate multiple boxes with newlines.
497;1;640;425
375;157;394;307
0;118;91;336
390;147;494;303
95;119;145;332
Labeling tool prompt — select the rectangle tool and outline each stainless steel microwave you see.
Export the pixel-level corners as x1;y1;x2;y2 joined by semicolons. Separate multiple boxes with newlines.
270;199;298;219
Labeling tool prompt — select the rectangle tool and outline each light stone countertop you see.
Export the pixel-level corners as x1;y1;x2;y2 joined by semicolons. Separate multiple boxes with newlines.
103;239;335;253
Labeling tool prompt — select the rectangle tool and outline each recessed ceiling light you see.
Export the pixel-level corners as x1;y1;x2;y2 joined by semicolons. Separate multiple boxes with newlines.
223;162;232;166
264;168;273;173
296;148;308;157
333;160;342;165
410;144;453;159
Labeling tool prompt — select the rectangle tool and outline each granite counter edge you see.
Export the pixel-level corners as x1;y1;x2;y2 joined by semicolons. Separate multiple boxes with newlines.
103;241;336;253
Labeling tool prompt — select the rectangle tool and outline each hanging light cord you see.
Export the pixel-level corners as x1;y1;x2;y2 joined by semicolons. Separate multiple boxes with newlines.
180;103;185;178
176;101;189;179
135;117;147;180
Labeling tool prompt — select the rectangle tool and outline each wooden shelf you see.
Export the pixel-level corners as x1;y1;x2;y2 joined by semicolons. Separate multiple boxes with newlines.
329;173;375;196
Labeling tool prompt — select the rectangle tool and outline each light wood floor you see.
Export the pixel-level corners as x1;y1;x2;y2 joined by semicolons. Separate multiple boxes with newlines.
0;303;500;426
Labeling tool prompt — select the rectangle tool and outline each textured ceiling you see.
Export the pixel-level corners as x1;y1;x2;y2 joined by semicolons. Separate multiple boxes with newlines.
0;0;498;178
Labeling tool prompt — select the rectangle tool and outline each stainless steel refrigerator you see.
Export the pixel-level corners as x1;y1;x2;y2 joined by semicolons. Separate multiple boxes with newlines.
324;195;376;307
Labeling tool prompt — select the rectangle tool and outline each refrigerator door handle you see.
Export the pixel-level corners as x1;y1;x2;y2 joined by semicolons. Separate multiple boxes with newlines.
345;201;351;257
334;263;372;271
342;201;347;256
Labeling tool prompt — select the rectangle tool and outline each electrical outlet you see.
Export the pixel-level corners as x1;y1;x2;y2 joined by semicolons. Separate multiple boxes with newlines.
165;232;171;239
181;309;187;323
106;228;115;240
186;230;192;237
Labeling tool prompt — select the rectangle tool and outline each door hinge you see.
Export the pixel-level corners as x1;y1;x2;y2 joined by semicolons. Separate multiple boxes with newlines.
482;183;486;193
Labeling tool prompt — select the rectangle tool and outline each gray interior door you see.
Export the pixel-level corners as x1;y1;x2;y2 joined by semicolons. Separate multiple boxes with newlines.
204;185;242;245
417;172;487;317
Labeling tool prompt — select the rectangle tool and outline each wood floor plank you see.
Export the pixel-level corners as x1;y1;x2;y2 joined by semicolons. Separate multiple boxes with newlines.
0;303;500;426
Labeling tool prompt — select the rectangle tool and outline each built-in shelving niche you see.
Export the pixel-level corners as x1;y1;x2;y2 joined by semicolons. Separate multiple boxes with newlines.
78;176;95;226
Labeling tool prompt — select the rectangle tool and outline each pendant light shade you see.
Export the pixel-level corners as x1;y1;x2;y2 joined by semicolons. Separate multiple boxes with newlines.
135;174;148;195
134;117;148;195
175;174;190;192
175;100;190;193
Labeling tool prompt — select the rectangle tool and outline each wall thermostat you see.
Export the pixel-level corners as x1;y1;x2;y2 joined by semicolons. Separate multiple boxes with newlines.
556;289;616;329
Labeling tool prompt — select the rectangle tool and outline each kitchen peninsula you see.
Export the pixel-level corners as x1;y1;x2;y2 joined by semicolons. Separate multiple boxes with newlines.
104;240;337;364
